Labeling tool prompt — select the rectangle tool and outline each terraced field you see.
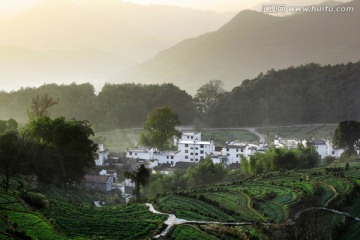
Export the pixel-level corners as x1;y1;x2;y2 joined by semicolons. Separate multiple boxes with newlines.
1;163;359;239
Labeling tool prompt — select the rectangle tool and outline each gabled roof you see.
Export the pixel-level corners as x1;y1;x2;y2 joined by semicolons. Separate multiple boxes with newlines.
84;175;110;183
308;140;327;146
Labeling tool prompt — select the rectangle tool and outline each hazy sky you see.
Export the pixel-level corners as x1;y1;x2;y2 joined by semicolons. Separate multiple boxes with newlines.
0;0;264;16
122;0;261;12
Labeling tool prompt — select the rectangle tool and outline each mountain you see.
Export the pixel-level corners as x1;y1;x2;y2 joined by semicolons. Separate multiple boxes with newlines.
0;0;235;62
0;0;235;92
125;0;360;94
252;0;345;16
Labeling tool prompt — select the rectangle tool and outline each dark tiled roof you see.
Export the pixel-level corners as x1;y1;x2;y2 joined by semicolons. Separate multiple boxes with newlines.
84;175;109;183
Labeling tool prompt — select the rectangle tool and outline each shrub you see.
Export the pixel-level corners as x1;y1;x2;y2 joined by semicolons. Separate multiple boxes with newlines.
22;192;48;209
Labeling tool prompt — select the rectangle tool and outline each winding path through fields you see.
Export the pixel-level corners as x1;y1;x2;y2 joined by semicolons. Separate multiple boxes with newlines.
147;203;360;238
146;203;254;238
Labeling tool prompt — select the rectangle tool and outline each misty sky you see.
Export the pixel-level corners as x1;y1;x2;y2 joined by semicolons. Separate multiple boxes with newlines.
0;0;265;15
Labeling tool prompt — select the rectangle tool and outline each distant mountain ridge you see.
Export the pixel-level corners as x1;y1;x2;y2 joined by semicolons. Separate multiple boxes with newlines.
125;0;360;94
0;0;234;92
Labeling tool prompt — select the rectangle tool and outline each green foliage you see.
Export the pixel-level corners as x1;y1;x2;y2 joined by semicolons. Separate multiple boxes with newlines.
0;131;26;192
185;159;227;186
22;116;97;184
171;225;218;240
0;83;196;131
125;164;151;201
333;120;360;155
0;119;18;135
241;146;320;175
207;63;360;127
194;80;225;117
141;106;180;149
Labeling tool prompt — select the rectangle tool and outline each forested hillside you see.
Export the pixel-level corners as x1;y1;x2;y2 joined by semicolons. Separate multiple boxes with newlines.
1;62;360;130
126;0;360;93
0;83;196;131
208;62;360;127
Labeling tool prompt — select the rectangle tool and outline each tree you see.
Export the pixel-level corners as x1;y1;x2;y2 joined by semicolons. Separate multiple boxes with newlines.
333;120;360;155
193;80;225;117
0;131;26;192
185;158;226;186
22;117;97;184
125;164;150;201
27;94;59;120
6;119;18;131
141;106;180;149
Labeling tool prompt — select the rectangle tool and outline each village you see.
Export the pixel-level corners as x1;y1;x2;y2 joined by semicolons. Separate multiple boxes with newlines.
84;130;346;202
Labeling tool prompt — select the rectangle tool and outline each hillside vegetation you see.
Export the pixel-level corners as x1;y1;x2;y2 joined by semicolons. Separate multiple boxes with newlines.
1;62;360;131
1;162;360;239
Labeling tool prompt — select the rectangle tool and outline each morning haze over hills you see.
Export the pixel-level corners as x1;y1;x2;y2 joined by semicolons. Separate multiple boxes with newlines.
0;0;234;91
0;0;358;93
127;0;360;93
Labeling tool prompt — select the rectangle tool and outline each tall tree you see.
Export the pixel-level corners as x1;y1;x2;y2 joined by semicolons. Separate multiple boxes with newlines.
125;164;150;201
193;80;225;117
140;106;180;149
333;120;360;155
22;117;97;184
0;131;26;192
27;94;59;120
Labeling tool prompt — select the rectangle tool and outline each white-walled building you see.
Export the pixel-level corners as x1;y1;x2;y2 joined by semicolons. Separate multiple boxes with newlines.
126;131;215;166
126;146;156;160
95;144;109;166
177;132;215;162
153;150;181;165
305;139;345;159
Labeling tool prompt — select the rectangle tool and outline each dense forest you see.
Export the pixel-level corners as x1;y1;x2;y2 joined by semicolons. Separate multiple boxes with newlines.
1;62;360;131
0;83;196;132
208;62;360;126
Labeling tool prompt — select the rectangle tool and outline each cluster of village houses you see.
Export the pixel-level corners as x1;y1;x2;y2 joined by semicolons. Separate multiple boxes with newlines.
84;131;345;197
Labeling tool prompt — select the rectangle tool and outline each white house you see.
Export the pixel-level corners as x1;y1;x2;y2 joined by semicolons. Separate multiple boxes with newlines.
305;139;345;159
177;132;215;163
99;169;118;180
95;144;109;166
84;175;113;192
126;131;216;166
153;150;181;166
222;142;247;164
126;146;156;160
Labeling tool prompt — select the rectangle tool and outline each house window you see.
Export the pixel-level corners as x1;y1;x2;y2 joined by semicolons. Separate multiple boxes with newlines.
185;150;188;153
200;145;204;148
135;153;137;156
185;156;188;159
200;150;204;154
185;144;189;147
129;152;132;156
167;156;169;159
236;149;239;152
190;147;193;150
195;153;198;156
190;153;193;155
171;156;174;159
191;136;193;139
241;149;244;152
195;147;198;150
227;148;229;151
227;154;230;156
